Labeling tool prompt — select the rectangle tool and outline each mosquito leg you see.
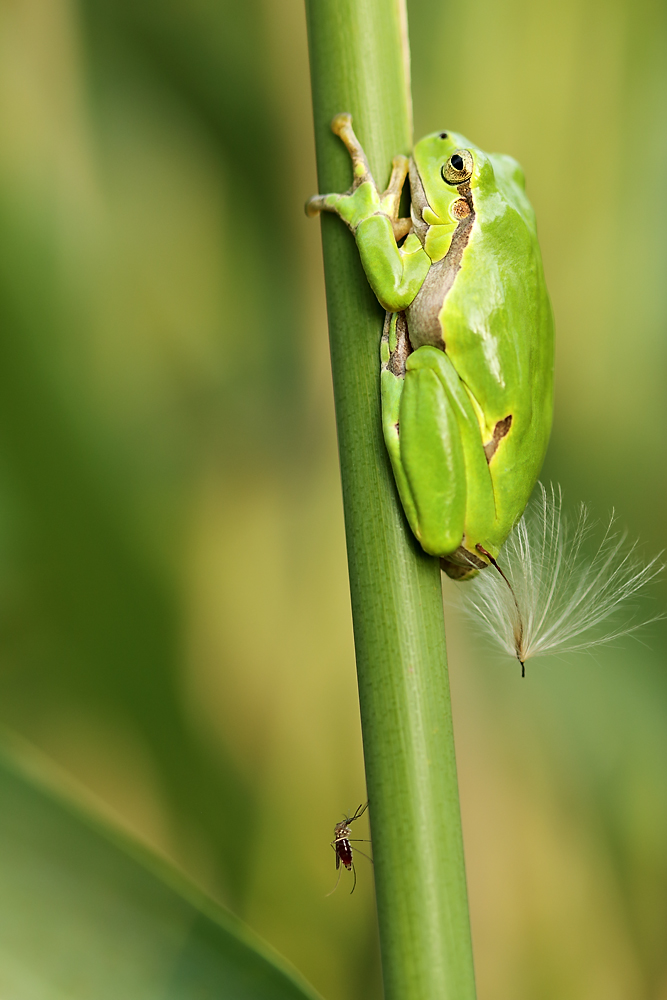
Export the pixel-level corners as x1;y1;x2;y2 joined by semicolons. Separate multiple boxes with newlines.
351;846;374;865
325;865;343;898
349;801;369;823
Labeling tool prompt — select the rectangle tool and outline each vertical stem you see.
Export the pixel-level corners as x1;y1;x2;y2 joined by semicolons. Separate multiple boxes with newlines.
305;2;477;999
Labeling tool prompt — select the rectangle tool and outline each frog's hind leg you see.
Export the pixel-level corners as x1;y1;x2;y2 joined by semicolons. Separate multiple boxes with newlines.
398;346;498;565
381;312;420;534
397;360;467;557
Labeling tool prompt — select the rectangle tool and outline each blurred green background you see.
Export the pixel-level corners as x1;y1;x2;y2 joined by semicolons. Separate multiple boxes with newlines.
0;0;665;997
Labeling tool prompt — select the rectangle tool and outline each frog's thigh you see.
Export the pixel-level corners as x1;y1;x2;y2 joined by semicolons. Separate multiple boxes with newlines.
406;346;497;552
398;365;466;556
380;368;420;533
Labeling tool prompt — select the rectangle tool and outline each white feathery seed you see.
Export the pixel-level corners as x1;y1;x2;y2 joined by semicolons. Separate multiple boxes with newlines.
461;484;664;670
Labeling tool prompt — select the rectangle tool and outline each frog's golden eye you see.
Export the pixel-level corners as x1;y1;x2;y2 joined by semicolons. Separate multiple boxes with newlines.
442;149;474;185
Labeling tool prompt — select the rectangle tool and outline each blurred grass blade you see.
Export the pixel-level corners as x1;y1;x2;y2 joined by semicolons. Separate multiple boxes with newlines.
0;732;322;1000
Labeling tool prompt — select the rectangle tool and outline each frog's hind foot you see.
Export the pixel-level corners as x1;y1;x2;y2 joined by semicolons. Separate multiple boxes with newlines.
440;546;487;581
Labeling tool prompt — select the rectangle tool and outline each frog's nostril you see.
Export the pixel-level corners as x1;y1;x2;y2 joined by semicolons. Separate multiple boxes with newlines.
439;132;449;139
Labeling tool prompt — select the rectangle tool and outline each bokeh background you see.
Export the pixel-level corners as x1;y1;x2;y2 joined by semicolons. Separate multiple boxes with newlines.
0;0;665;997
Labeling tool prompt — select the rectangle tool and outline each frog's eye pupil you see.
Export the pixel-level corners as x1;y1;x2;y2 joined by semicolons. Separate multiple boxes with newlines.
442;149;474;184
439;132;448;139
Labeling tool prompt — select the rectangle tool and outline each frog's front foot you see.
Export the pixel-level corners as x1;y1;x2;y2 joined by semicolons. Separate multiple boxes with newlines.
305;193;336;218
305;113;375;224
306;114;411;237
330;113;374;187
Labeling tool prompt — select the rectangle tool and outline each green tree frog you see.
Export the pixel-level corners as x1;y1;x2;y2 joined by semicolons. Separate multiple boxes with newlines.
307;115;553;579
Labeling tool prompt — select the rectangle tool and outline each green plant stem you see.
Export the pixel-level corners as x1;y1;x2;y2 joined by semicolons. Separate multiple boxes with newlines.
305;3;477;999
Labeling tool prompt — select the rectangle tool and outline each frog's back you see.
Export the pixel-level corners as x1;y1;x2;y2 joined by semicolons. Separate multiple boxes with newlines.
442;149;554;539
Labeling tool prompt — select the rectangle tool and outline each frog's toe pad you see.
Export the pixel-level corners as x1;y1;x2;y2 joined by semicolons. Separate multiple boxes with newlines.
440;560;477;581
305;196;324;217
331;112;352;135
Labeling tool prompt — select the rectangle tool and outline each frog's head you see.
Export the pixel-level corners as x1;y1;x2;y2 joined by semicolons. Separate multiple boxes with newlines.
411;131;533;244
410;130;489;229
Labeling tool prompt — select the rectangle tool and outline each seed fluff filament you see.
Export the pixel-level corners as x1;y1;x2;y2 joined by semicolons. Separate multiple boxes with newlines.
464;483;663;672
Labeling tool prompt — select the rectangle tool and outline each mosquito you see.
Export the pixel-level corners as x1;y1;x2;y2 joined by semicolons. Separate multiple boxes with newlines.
327;801;372;895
